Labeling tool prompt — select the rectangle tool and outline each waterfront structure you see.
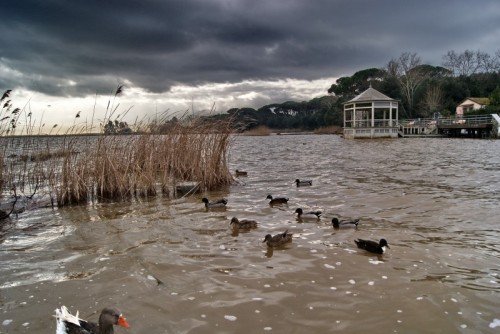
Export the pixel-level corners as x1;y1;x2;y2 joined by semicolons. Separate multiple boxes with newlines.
343;87;399;139
399;114;499;139
456;97;489;118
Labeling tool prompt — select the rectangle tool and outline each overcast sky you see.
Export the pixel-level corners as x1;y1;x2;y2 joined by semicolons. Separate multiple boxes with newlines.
1;0;499;131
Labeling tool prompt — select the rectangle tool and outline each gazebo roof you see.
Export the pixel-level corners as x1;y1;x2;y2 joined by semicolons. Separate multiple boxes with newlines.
347;87;396;103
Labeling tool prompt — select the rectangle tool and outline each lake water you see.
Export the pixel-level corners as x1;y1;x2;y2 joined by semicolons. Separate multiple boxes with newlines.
1;135;499;333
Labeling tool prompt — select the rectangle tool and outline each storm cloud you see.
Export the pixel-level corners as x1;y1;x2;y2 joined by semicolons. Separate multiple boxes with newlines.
1;0;499;119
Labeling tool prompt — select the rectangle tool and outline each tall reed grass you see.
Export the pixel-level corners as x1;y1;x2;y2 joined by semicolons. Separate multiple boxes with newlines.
313;125;343;134
0;88;234;207
241;125;271;136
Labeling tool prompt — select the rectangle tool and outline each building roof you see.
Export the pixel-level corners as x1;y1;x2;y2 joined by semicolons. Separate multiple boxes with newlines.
347;87;396;103
460;97;490;105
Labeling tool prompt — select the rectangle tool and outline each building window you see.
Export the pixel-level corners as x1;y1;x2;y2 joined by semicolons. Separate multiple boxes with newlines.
463;104;474;112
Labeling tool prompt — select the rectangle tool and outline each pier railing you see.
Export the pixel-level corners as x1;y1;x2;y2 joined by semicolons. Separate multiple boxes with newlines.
401;115;493;127
400;114;498;138
439;115;492;126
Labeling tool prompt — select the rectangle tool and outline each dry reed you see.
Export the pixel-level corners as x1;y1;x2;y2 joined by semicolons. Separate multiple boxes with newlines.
314;125;343;134
241;125;271;136
0;89;234;207
51;118;234;205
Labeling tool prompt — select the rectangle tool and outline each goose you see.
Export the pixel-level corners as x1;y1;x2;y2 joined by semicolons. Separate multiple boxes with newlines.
202;197;227;208
263;230;293;247
55;305;129;334
332;217;359;229
230;217;258;229
295;208;321;220
294;179;312;187
354;238;390;254
266;195;289;206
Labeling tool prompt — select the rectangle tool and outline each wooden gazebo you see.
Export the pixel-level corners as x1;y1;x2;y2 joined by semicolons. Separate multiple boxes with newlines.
343;87;399;139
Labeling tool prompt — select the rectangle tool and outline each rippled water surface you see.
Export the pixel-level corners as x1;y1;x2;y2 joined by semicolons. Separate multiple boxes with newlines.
1;135;500;333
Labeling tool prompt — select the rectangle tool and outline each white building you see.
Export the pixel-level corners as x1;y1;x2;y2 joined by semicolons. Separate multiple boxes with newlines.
455;97;489;118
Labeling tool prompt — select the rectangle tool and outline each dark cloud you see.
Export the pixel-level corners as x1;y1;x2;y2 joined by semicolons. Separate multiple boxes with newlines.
1;0;499;97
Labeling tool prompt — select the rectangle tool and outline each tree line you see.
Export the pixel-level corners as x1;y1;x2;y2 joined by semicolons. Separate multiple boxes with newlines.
224;49;500;131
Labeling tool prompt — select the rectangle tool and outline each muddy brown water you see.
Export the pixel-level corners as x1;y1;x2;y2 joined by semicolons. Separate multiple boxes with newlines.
1;135;500;333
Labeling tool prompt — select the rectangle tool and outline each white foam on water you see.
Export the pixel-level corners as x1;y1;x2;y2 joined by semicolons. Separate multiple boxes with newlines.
224;315;237;321
489;319;500;328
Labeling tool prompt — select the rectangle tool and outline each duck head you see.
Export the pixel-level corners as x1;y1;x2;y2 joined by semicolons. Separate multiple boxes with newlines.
99;307;129;330
379;239;390;248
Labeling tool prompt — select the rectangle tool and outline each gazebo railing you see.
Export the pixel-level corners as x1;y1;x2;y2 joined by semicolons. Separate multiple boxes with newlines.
345;119;398;128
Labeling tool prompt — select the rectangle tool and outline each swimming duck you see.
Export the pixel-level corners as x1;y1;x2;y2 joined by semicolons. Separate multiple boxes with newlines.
263;230;293;247
202;197;228;208
332;217;359;229
230;217;258;229
266;195;289;206
295;179;312;187
295;208;321;220
55;305;129;334
354;238;390;254
235;169;248;176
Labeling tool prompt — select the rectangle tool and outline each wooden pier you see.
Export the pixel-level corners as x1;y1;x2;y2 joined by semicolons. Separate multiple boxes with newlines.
399;114;499;139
